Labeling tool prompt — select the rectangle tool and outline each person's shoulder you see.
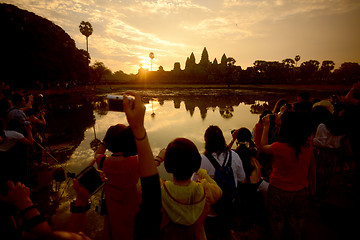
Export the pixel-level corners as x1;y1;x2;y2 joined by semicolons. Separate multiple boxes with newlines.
4;130;24;138
200;153;209;161
230;150;241;160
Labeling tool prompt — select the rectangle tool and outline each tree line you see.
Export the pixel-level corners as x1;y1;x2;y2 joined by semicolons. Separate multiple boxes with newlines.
96;47;360;86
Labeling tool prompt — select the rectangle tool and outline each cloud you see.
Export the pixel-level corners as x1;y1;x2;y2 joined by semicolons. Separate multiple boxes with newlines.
123;0;210;15
5;0;360;73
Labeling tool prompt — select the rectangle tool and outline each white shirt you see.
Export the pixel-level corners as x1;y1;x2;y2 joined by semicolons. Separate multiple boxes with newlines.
313;123;343;149
198;150;246;186
0;130;24;152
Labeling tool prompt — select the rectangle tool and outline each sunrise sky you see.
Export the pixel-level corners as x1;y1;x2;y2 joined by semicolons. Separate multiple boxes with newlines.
4;0;360;74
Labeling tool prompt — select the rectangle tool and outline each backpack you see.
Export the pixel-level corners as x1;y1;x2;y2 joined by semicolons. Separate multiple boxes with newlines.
205;150;237;217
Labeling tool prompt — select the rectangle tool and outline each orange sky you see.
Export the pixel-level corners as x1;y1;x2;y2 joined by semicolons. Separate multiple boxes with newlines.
5;0;360;74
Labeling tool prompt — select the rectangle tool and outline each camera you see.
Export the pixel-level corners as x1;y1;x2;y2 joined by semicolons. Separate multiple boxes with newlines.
107;95;134;112
76;166;105;195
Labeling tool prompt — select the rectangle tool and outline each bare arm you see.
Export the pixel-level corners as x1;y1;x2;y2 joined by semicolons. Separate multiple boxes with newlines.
20;124;33;145
124;92;157;177
344;82;360;106
260;115;272;155
227;129;238;149
66;179;91;233
0;181;52;236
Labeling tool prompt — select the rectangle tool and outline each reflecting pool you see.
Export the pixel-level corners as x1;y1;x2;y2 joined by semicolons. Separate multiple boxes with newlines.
61;87;337;180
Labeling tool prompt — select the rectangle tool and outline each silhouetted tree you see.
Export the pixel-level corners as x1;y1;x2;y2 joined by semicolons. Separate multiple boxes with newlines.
295;55;301;66
79;21;93;53
282;58;295;83
91;61;111;84
225;57;236;87
282;58;295;68
1;4;90;88
320;60;335;82
300;60;320;82
333;62;360;84
149;52;154;71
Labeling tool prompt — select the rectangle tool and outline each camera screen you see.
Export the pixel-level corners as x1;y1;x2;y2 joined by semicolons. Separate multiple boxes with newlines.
76;166;104;195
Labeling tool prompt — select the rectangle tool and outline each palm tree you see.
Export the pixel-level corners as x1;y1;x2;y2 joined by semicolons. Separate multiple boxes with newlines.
295;55;301;67
79;21;93;53
149;52;155;71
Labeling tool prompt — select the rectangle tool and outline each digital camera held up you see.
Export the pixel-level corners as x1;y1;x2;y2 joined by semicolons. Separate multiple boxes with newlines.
107;95;134;112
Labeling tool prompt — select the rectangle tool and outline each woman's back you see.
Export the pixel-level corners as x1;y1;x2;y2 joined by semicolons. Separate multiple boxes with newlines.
269;142;312;191
96;155;140;240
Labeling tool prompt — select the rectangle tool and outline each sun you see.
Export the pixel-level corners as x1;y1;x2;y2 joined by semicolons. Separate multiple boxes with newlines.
139;56;156;71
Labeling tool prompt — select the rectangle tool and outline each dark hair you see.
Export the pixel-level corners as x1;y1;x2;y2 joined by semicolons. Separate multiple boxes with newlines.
311;106;344;136
273;98;287;114
236;127;253;143
311;106;332;134
10;93;24;107
164;138;201;181
204;125;227;154
102;124;137;157
298;91;310;102
277;111;311;158
234;128;257;180
259;110;272;123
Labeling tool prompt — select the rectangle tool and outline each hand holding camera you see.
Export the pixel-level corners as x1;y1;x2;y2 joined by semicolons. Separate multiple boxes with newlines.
107;95;134;112
75;166;105;195
72;178;91;204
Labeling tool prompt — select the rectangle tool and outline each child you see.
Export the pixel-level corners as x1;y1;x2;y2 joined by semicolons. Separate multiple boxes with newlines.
156;138;222;240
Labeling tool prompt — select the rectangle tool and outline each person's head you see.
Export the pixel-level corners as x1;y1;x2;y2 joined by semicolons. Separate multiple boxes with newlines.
236;127;252;143
204;125;227;154
312;100;334;115
164;138;201;181
259;110;272;123
298;91;310;102
311;105;332;126
102;124;137;157
273;98;287;114
10;93;25;107
278;110;312;157
312;105;344;136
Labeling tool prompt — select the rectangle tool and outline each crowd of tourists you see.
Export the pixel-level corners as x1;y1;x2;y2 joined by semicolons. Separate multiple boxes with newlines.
0;82;48;188
0;81;359;240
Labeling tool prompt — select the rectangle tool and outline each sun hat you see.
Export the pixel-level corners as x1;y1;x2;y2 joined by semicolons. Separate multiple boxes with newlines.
312;100;334;114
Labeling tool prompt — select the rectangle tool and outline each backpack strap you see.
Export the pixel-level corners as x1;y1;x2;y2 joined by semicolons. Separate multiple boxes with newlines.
205;151;231;173
223;151;232;168
205;152;223;172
